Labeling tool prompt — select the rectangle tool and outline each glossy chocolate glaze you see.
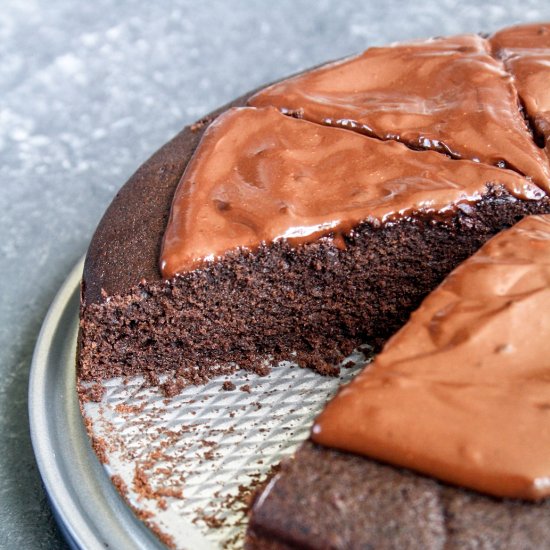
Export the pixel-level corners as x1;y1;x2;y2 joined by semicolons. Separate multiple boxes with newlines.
491;24;550;154
160;106;544;277
249;33;550;189
312;215;550;500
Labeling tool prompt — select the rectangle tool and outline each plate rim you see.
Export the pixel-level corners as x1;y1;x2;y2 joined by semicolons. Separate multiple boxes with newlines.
28;257;165;550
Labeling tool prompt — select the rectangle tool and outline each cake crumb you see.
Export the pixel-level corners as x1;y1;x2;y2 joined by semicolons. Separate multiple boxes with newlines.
222;381;236;391
115;402;146;415
193;508;226;528
92;436;109;464
77;381;105;403
111;475;128;498
203;449;216;461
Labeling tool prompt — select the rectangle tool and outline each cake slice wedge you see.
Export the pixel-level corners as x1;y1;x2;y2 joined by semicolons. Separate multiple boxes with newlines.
491;23;550;159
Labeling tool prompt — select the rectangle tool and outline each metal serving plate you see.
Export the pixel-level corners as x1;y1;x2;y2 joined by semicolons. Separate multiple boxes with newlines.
29;258;366;549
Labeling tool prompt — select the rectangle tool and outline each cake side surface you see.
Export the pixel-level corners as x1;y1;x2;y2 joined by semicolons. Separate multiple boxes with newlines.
246;442;550;550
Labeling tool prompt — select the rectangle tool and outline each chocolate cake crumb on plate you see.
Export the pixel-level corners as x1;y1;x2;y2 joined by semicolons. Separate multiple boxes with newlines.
79;352;366;548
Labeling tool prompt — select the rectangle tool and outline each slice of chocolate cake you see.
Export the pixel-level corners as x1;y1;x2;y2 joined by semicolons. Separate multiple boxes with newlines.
247;214;550;548
246;441;550;550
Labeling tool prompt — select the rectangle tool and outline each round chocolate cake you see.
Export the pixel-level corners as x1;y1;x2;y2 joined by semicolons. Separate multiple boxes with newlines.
78;22;550;549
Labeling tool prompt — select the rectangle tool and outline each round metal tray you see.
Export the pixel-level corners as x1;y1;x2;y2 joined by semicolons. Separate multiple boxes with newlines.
29;259;164;550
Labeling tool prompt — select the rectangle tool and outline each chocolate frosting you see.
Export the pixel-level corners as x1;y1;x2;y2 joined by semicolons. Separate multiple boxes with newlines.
312;214;550;500
491;24;550;154
160;107;543;277
249;34;550;190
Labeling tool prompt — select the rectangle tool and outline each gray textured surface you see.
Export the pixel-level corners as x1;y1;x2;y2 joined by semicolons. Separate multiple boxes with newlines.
2;1;550;548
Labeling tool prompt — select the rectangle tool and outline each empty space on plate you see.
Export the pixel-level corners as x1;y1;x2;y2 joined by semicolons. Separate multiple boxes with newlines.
80;354;367;549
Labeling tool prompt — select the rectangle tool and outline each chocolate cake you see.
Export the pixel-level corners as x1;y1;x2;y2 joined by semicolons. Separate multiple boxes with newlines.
78;21;550;548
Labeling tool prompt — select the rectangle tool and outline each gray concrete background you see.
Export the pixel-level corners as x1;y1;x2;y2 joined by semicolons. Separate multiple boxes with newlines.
2;1;550;547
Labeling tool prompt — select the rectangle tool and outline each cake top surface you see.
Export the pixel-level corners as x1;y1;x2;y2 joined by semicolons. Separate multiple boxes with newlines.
160;106;543;278
312;214;550;500
249;33;550;189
